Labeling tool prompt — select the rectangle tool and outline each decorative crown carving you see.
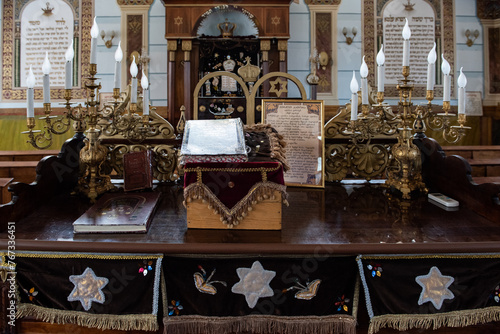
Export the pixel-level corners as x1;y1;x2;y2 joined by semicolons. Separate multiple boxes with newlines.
217;18;237;38
238;57;260;82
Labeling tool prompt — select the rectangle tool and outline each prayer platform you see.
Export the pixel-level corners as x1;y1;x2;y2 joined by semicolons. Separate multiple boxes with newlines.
1;137;500;334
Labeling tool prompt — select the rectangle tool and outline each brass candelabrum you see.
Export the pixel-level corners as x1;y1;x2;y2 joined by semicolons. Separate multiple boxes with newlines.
339;66;470;199
22;64;157;202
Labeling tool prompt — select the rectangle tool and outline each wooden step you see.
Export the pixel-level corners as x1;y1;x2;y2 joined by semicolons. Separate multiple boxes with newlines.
0;161;39;184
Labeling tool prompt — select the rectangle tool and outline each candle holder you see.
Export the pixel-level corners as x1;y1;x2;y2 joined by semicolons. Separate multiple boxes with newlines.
22;65;178;202
325;65;471;199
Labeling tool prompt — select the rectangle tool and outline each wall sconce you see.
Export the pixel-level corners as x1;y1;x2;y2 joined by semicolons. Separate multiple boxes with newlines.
342;27;357;45
101;30;115;48
465;29;479;47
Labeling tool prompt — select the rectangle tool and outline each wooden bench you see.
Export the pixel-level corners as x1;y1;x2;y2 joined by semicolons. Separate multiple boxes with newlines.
443;145;500;159
0;177;13;204
0;161;39;184
0;150;59;162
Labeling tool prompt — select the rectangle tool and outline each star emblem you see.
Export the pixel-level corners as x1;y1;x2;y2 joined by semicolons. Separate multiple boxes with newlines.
271;16;280;25
67;267;109;311
415;266;455;310
174;16;183;26
269;77;288;98
231;261;276;308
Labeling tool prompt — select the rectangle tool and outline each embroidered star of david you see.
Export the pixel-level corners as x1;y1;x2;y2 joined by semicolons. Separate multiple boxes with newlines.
415;266;455;310
67;267;109;311
231;261;276;308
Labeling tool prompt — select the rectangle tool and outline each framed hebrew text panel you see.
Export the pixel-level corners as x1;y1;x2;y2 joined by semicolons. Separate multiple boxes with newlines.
262;99;324;188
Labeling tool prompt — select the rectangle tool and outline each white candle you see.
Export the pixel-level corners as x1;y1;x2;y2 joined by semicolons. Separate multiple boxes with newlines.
360;55;369;105
141;70;149;115
376;44;385;93
426;42;436;91
402;18;411;67
65;41;74;89
350;71;359;121
90;17;99;65
26;66;35;118
42;51;51;104
457;67;467;115
130;56;138;104
441;54;451;102
114;41;123;89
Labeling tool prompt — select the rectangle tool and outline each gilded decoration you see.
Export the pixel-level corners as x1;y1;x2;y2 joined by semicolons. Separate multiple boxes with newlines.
364;0;454;98
305;0;341;4
271;16;281;25
477;0;500;19
128;15;142;34
3;0;91;100
116;0;154;5
174;16;183;26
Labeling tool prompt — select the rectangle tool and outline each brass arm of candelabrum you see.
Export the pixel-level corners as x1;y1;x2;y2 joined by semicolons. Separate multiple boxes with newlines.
413;90;471;144
22;100;73;150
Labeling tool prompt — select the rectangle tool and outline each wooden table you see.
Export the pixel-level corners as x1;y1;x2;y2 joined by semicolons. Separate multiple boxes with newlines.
1;137;500;334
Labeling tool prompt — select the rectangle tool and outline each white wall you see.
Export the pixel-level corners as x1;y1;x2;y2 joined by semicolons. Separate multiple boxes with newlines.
0;0;485;109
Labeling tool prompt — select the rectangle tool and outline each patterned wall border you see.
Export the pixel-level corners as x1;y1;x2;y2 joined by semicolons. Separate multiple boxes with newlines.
363;0;455;99
2;0;92;101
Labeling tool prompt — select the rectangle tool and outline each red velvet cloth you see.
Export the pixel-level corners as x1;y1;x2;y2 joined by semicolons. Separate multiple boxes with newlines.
183;162;284;209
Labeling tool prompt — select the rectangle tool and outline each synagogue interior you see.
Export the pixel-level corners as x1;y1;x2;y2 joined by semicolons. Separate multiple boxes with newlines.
1;0;500;333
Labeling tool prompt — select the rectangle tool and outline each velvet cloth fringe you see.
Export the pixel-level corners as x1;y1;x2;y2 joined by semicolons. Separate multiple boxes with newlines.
184;181;288;227
17;303;159;331
244;123;290;172
368;306;500;334
164;314;356;334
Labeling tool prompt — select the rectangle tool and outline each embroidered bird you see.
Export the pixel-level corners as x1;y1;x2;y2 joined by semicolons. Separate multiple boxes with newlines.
193;265;227;295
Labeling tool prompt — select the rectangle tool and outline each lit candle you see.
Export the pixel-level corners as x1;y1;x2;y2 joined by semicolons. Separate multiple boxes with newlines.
360;56;369;105
26;66;36;118
457;67;467;115
130;56;138;104
376;44;385;93
441;54;451;102
350;71;359;121
114;41;123;89
90;17;99;65
426;42;436;91
65;41;74;89
402;18;411;67
42;51;51;104
141;70;149;115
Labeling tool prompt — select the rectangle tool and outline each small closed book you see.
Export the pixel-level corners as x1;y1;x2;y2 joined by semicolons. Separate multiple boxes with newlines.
180;118;248;165
123;150;153;192
73;192;161;233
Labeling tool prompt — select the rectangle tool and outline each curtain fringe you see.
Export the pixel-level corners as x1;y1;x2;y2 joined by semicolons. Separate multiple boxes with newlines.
17;303;158;331
244;123;290;172
164;314;356;334
369;306;500;334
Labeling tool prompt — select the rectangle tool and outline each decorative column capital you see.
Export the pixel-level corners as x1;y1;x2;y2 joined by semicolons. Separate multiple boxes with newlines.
116;0;154;5
260;40;271;51
182;40;192;62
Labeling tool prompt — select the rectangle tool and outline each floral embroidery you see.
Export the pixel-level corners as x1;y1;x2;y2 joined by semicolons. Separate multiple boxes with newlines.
193;265;227;295
282;278;321;300
491;285;500;303
367;263;383;277
139;260;153;276
335;294;350;312
24;287;38;302
168;300;183;316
